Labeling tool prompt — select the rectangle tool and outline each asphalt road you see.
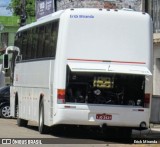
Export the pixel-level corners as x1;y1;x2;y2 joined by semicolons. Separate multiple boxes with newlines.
0;118;160;146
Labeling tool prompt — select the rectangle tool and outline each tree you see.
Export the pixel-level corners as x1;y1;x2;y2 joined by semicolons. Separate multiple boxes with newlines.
8;0;35;17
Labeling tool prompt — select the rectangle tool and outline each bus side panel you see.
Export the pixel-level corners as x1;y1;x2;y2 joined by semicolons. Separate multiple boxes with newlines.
12;60;55;126
18;87;50;123
10;86;16;117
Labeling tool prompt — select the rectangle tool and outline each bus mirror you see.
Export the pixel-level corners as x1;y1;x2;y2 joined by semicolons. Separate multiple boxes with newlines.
3;54;9;69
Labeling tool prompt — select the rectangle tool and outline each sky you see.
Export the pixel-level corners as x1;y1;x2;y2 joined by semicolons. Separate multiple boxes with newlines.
0;0;12;16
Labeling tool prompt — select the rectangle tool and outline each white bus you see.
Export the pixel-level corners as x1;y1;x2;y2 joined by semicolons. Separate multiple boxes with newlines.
4;8;153;138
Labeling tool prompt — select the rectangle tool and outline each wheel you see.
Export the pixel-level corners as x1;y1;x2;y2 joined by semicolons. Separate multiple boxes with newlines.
0;104;11;118
15;104;18;118
39;100;49;134
15;96;18;118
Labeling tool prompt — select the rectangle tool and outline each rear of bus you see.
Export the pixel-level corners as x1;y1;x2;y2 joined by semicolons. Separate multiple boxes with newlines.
54;9;153;134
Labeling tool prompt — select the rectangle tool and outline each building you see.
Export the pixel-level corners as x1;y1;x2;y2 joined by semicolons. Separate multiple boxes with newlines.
0;16;19;62
144;0;160;96
56;0;144;11
151;0;160;96
143;0;160;124
153;34;160;96
0;12;35;85
36;0;144;19
0;16;19;85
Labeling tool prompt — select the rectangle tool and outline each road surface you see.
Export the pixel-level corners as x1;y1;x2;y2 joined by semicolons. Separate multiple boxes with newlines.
0;118;159;146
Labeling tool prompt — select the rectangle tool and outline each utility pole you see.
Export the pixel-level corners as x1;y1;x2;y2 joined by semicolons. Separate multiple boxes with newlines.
20;0;27;27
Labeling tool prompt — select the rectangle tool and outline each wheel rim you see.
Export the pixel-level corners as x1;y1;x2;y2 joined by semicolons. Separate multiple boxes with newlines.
2;106;10;118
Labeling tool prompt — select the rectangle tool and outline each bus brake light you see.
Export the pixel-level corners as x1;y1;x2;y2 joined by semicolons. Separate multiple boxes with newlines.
144;93;150;108
57;89;65;103
144;93;150;103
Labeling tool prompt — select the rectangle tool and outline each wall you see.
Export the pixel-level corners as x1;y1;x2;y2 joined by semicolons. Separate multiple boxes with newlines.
152;0;160;33
151;33;160;124
150;95;160;123
153;33;160;95
57;0;143;11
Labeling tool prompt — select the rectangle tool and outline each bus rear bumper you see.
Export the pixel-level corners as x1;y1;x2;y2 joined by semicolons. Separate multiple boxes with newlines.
53;104;150;129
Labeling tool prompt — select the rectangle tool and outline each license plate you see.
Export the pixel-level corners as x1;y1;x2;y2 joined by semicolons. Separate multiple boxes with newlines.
96;114;112;120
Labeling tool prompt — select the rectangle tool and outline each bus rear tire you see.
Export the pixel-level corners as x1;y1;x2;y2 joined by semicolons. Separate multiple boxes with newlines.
39;100;49;134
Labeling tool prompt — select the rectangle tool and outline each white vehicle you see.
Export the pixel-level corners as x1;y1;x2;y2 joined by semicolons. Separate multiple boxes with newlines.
3;8;153;138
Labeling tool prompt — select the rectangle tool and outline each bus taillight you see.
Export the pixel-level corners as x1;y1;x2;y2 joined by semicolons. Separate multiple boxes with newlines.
144;93;150;108
57;89;65;104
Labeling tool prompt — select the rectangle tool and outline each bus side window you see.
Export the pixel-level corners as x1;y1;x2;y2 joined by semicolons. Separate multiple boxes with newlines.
37;26;45;58
50;21;59;58
32;28;38;59
26;29;32;59
44;23;51;57
21;31;27;60
13;33;22;67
